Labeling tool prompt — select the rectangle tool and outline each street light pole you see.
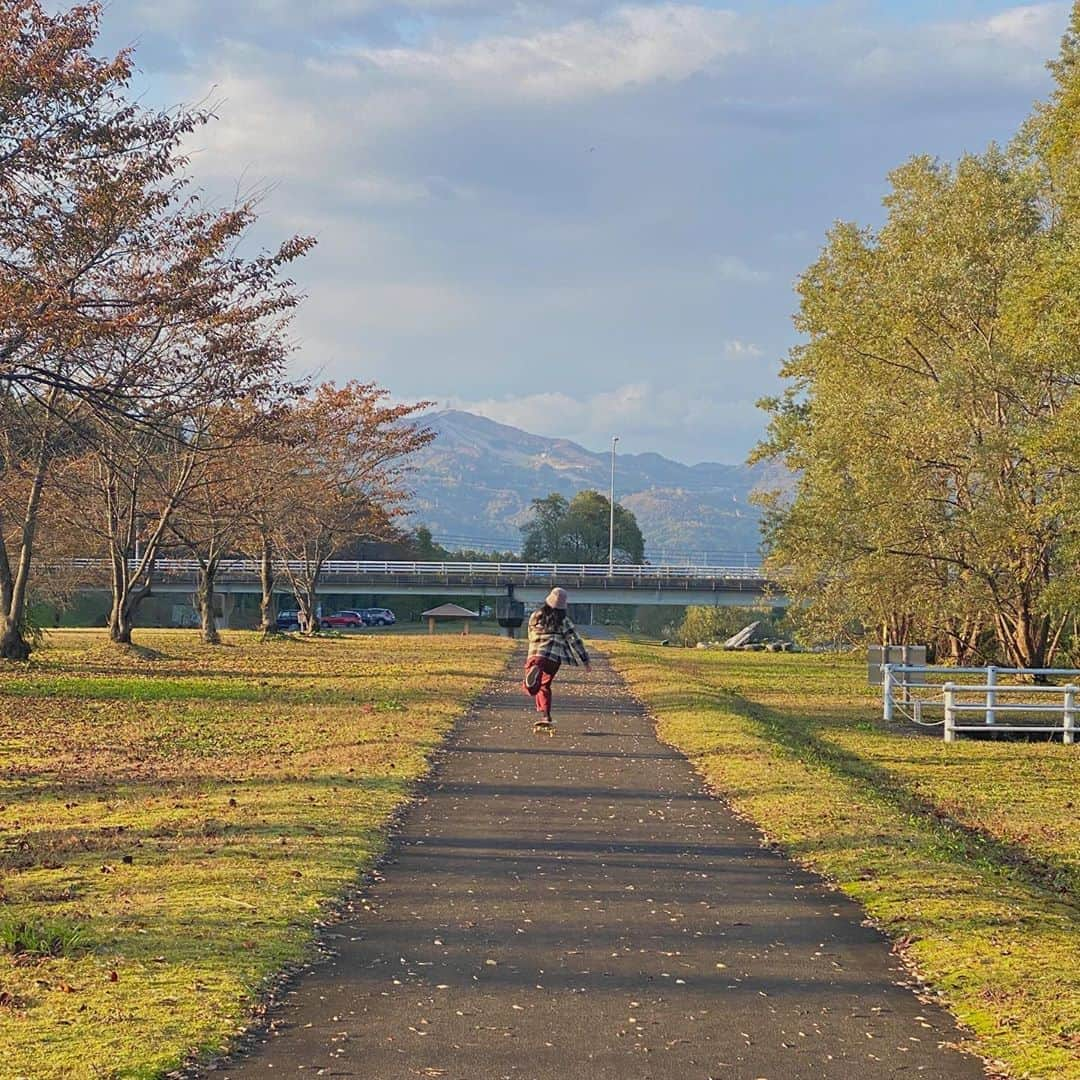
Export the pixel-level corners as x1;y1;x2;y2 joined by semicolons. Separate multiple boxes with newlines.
608;435;619;575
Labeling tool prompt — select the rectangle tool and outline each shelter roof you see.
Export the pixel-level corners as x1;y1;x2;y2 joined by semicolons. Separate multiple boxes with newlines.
422;603;480;618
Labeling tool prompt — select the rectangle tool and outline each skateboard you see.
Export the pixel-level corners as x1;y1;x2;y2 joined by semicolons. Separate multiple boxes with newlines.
533;719;556;736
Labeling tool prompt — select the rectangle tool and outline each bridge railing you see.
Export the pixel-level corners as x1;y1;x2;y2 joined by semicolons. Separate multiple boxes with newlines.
56;558;771;584
139;559;768;581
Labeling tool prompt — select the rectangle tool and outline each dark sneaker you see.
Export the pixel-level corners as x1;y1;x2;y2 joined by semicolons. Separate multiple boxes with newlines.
524;665;543;692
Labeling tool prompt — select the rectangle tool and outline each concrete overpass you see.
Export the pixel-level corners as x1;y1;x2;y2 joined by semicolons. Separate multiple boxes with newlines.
93;559;785;609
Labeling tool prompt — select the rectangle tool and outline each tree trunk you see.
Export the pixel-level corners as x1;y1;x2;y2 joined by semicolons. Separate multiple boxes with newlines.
940;614;983;666
284;554;326;636
0;614;31;660
882;612;912;646
197;564;220;645
298;590;319;635
259;536;276;634
0;515;28;660
995;607;1052;671
0;392;59;661
109;554;127;644
109;598;134;645
108;554;147;646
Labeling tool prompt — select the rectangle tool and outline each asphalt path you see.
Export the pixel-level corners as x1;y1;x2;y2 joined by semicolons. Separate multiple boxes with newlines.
213;654;985;1080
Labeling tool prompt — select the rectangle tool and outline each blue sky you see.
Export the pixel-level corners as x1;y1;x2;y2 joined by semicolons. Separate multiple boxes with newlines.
94;1;1070;462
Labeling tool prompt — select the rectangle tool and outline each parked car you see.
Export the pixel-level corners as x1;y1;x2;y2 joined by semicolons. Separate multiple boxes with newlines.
276;610;302;631
321;610;366;629
362;607;396;627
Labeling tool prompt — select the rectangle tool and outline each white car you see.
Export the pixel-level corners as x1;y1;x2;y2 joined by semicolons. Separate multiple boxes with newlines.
362;608;396;627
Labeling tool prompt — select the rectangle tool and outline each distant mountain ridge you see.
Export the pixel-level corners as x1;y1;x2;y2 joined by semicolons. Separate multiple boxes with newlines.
406;410;776;558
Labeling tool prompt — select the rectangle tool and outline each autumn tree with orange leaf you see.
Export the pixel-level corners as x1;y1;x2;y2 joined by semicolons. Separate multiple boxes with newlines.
167;405;290;644
268;383;434;635
0;1;313;653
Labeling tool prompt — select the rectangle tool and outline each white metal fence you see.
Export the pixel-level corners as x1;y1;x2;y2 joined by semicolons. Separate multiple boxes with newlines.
882;663;1080;743
61;558;769;582
943;682;1076;743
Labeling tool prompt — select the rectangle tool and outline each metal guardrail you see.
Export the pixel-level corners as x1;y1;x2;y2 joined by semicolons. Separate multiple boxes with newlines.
882;663;1080;742
944;683;1077;743
61;558;770;582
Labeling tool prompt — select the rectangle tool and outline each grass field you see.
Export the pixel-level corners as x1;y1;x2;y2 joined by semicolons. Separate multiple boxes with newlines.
0;629;513;1079
607;643;1080;1080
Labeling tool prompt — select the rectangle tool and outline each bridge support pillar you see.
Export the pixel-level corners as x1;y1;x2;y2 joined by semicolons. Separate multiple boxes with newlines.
497;584;525;639
219;592;236;630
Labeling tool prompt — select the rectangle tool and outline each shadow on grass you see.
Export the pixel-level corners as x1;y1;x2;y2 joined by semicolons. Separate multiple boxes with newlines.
0;675;461;710
679;677;1080;905
103;642;172;662
0;767;417;803
0;773;417;871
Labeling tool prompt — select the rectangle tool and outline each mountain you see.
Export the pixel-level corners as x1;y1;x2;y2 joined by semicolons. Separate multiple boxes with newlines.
406;410;780;559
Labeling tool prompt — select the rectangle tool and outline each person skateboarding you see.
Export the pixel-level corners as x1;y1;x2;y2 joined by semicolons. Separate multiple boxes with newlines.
523;587;591;734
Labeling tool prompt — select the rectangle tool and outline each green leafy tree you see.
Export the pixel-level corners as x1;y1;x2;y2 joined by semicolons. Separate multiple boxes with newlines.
413;526;448;561
755;144;1075;667
520;494;569;562
521;489;645;564
1012;4;1080;656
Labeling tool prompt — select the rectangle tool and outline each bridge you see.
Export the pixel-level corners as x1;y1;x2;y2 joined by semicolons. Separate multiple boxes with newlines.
81;559;784;609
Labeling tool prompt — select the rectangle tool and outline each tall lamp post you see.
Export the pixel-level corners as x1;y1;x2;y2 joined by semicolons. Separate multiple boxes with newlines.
608;435;619;575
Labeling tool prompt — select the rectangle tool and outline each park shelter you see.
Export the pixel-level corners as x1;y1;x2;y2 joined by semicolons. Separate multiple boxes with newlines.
422;603;481;635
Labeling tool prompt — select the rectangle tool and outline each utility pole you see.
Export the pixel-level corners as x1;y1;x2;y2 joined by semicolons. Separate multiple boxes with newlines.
608;435;619;575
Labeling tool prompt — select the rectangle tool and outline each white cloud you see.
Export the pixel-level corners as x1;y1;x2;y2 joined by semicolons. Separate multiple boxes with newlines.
986;3;1068;48
103;0;1071;464
173;2;1069;197
128;0;514;31
322;1;1070;110
351;4;746;101
299;278;481;343
451;383;764;461
725;339;764;357
185;61;431;182
840;3;1068;93
715;256;770;284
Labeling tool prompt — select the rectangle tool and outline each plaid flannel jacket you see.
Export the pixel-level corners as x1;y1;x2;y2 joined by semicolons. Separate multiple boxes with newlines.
526;610;590;667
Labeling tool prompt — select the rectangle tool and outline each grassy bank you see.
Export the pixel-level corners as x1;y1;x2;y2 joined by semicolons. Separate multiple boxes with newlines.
608;643;1080;1080
0;629;513;1079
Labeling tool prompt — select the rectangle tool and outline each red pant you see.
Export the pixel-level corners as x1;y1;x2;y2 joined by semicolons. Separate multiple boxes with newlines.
524;656;561;715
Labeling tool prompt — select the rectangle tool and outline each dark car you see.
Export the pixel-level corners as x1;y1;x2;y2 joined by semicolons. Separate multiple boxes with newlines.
321;610;365;629
362;607;396;627
276;610;302;631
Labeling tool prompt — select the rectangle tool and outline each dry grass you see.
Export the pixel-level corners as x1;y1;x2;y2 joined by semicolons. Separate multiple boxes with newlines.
0;629;512;1079
608;643;1080;1080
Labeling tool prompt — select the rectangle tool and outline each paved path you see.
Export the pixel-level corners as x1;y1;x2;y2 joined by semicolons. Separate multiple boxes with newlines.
216;656;984;1080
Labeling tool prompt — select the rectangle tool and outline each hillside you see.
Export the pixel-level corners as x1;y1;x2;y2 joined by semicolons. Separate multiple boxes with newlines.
406;410;776;559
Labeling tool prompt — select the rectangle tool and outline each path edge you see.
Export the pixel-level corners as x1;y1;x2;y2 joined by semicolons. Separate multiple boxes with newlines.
168;651;521;1079
598;644;995;1078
